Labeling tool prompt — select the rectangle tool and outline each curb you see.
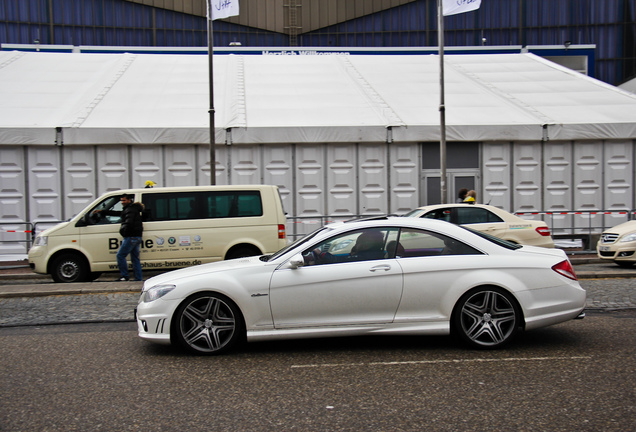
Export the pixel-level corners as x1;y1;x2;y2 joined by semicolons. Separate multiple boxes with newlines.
0;285;142;298
1;260;634;299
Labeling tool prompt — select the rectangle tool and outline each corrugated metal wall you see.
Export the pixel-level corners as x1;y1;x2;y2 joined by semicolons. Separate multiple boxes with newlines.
1;140;635;255
481;139;635;235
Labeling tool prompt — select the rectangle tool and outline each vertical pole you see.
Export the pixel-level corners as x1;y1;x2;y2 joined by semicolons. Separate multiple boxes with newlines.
437;0;447;204
207;3;217;185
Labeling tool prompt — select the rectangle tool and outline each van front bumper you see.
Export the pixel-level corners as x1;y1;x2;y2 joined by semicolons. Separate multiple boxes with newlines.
27;247;48;274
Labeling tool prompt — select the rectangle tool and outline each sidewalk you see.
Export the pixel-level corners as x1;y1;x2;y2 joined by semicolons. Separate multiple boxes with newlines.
0;256;634;299
0;265;154;298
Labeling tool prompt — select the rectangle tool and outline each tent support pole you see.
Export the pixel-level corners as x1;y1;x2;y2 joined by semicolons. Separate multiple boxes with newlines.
208;6;216;185
437;0;447;204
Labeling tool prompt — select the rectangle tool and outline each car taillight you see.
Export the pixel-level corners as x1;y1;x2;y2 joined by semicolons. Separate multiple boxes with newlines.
278;224;286;239
536;226;551;237
552;260;577;280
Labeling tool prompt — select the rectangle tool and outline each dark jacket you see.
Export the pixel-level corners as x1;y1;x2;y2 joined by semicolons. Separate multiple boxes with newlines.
119;202;144;237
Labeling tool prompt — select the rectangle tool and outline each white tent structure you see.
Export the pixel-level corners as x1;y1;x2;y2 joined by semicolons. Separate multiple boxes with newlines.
1;50;636;254
2;51;636;144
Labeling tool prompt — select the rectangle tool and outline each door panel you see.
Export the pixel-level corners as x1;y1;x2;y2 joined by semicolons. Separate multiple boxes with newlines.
269;259;403;327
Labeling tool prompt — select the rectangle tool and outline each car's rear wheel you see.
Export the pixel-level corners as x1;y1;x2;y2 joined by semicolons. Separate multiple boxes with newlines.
454;287;521;349
173;293;243;355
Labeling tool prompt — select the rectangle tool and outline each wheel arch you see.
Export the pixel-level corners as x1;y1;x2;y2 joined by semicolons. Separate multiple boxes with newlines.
450;284;526;334
46;248;91;275
224;243;263;260
169;289;247;349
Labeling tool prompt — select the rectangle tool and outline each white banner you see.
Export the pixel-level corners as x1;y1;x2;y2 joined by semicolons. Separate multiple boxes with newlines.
443;0;481;16
208;0;240;21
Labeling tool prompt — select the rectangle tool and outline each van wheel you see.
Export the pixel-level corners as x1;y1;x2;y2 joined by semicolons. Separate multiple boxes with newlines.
51;253;90;283
226;246;260;260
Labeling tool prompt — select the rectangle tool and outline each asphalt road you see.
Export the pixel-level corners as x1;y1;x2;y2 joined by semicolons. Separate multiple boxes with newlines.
1;310;634;432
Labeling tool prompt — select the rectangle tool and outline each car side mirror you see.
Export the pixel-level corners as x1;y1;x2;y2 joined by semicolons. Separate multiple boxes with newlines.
289;254;305;269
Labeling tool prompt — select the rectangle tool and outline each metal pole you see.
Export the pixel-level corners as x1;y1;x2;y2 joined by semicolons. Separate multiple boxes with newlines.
437;0;447;204
207;3;217;185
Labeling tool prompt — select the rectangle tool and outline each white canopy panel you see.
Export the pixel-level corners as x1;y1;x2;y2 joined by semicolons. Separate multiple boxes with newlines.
1;50;635;145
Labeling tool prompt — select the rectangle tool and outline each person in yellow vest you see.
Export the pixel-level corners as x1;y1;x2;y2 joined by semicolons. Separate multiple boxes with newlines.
463;190;476;204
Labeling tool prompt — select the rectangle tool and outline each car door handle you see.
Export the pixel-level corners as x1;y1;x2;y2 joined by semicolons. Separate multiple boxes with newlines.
370;264;391;272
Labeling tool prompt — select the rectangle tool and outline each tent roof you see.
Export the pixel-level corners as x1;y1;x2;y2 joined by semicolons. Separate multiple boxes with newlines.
1;50;635;145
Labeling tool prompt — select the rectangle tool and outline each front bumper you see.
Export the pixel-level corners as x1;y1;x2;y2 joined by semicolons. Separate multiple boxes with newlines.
597;244;636;262
27;246;48;274
136;297;179;345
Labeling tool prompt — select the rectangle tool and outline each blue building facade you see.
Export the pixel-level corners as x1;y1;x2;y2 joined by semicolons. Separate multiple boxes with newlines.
1;0;634;85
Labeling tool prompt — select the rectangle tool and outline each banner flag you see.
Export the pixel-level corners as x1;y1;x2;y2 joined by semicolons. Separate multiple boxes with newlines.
443;0;481;16
208;0;240;21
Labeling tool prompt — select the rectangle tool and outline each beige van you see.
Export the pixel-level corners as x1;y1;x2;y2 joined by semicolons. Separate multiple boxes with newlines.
28;185;287;283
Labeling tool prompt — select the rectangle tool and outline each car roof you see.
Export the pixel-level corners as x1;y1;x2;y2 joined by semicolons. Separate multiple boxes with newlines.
415;203;501;211
412;203;520;219
323;215;472;236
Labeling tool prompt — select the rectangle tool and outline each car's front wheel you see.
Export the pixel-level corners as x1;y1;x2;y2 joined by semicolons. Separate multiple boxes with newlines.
453;287;521;349
173;293;243;355
50;253;90;283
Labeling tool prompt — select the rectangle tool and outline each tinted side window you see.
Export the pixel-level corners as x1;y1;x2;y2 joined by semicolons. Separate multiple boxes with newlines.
455;207;503;224
208;191;263;218
142;191;263;222
421;208;451;222
398;228;482;257
301;228;399;266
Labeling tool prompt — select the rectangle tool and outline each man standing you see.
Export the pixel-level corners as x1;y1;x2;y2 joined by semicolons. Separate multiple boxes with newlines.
116;193;144;281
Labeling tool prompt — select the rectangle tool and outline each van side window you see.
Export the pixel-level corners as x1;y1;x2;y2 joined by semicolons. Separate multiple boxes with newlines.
142;191;263;222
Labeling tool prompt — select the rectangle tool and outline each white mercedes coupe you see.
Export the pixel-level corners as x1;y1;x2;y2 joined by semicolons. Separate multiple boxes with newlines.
136;217;586;354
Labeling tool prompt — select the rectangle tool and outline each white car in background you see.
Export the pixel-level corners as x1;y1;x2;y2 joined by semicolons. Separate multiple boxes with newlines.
597;220;636;267
403;204;554;248
136;216;585;355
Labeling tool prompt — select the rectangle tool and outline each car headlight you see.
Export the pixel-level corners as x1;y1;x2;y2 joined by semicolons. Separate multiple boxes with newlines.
143;284;176;302
33;235;48;246
619;233;636;243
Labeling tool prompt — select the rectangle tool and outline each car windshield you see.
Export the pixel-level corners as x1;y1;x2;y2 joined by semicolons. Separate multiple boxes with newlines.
267;226;333;261
402;209;422;217
460;225;522;250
